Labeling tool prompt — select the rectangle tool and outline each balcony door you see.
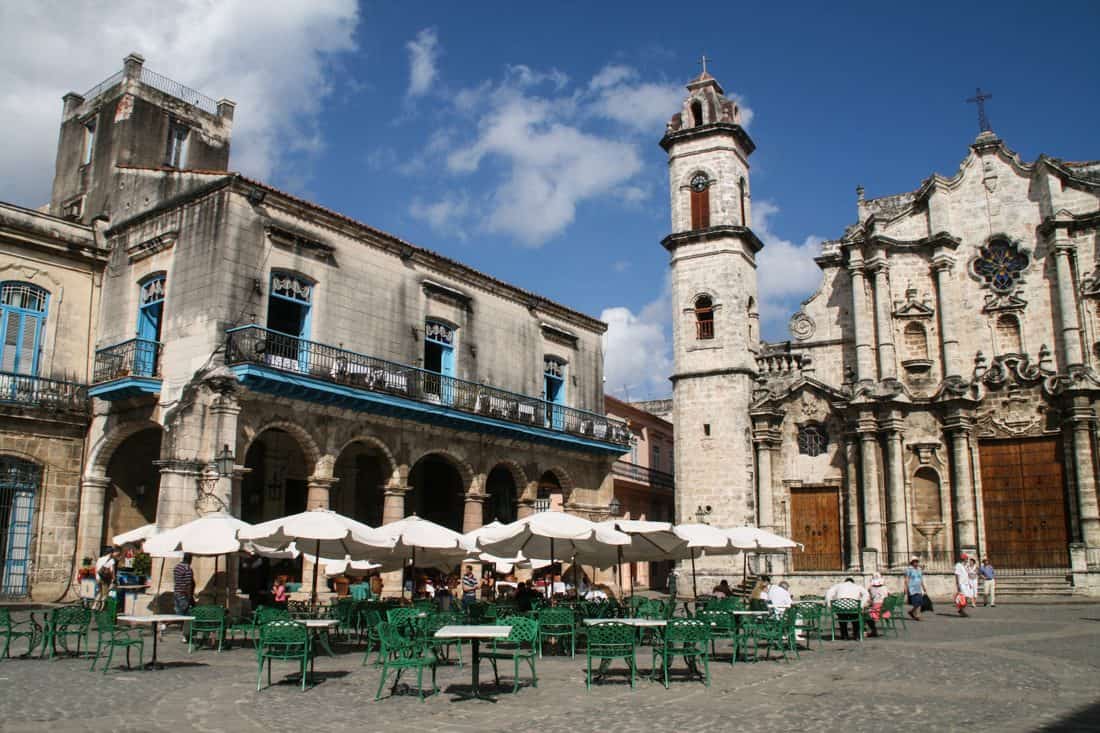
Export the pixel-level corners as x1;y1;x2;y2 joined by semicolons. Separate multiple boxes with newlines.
0;457;40;598
423;321;454;405
543;357;566;430
267;273;313;372
135;276;164;377
0;282;47;377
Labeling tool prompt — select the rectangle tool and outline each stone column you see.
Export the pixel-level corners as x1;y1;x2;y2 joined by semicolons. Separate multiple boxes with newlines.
848;252;875;382
945;414;977;550
882;416;907;566
306;476;337;510
76;473;110;567
156;462;203;529
1068;401;1100;546
1052;239;1084;367
870;256;897;380
463;493;486;534
932;254;960;379
858;417;882;553
843;434;862;569
381;484;408;525
754;440;775;531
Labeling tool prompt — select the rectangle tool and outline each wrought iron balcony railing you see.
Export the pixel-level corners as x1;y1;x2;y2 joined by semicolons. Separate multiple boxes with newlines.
612;461;675;490
225;325;631;447
0;372;88;413
92;338;163;383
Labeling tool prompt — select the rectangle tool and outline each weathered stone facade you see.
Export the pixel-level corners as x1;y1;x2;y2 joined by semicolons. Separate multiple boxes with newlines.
0;202;104;600
667;71;1100;593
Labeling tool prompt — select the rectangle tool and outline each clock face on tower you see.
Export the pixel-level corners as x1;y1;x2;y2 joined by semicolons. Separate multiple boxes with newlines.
690;173;709;192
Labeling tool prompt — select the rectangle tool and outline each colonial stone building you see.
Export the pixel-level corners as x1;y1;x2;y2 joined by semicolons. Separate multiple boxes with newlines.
0;203;104;599
0;54;630;600
665;69;1100;594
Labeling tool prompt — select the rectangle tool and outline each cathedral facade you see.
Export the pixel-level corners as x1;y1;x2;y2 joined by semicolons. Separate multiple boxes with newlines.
665;71;1100;595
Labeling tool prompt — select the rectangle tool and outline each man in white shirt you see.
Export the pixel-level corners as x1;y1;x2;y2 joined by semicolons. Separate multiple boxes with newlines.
953;553;971;617
825;577;870;640
94;547;118;610
768;580;793;615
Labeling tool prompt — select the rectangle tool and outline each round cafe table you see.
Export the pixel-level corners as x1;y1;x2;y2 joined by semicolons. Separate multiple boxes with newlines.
116;614;194;669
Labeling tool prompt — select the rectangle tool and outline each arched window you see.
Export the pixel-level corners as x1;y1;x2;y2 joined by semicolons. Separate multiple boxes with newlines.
691;100;704;127
996;313;1022;354
694;295;715;340
797;424;828;457
690;173;710;229
0;282;48;376
904;322;929;360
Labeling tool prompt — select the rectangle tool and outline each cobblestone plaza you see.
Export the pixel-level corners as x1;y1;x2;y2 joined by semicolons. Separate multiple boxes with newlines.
1;604;1097;733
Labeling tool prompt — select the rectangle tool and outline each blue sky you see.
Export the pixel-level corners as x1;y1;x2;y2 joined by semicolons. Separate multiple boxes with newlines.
2;0;1098;399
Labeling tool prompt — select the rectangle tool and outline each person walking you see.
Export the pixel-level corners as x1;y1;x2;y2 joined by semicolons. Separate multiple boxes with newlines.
905;557;927;621
966;557;980;608
173;554;196;641
953;553;971;617
980;557;996;607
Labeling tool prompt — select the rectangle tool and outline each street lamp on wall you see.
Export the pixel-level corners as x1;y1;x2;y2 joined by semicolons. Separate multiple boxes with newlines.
608;496;622;517
196;444;236;512
695;504;712;525
214;444;235;477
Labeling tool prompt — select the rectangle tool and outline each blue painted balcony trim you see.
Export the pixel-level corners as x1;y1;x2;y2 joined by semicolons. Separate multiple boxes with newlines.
229;363;626;456
88;376;163;400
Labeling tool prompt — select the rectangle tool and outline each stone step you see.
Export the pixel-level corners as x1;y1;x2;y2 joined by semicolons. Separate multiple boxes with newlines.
993;574;1075;596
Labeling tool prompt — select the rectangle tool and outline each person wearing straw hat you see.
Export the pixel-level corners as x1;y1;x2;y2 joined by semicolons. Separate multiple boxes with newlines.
866;574;889;637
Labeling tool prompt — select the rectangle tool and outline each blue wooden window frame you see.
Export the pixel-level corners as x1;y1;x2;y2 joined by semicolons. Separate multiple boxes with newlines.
424;321;455;404
0;456;40;598
0;282;49;377
135;275;165;377
543;357;566;429
268;272;314;371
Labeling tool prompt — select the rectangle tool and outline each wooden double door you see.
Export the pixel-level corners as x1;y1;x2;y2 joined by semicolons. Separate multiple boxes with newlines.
979;438;1070;568
790;485;843;571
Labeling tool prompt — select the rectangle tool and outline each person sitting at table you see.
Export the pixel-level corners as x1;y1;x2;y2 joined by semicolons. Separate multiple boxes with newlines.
865;574;889;638
515;581;539;612
825;577;870;640
768;580;793;615
480;571;495;601
422;575;436;598
436;581;454;612
749;575;771;611
713;579;733;598
272;575;289;609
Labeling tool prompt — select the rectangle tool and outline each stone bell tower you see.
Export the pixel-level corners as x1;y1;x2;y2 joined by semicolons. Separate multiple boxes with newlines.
661;66;763;584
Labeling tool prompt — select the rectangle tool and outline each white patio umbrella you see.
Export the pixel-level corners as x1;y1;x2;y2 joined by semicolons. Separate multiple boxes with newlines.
673;523;741;600
113;523;159;546
370;515;468;596
143;513;253;606
726;525;801;550
476;512;630;599
596;519;689;598
239;508;394;606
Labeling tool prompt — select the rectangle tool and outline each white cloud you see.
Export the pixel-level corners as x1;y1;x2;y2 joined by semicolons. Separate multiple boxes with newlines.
589;64;635;90
406;28;439;97
0;0;359;207
753;200;825;341
409;193;471;239
600;285;672;400
590;79;683;133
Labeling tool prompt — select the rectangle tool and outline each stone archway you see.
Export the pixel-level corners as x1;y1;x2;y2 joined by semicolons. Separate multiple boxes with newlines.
103;427;163;543
333;438;398;527
537;468;570;512
408;452;469;532
240;427;311;524
484;463;523;524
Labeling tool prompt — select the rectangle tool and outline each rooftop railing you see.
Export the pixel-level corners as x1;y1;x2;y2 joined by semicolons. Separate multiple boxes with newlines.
0;372;88;414
82;67;218;114
225;325;631;448
92;338;162;383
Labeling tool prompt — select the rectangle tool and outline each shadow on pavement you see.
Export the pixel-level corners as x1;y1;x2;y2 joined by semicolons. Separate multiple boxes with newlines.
1038;699;1100;732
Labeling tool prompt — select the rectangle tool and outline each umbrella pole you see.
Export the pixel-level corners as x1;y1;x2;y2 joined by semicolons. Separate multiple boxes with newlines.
691;548;698;602
155;558;166;612
617;545;624;600
572;553;579;599
547;538;554;601
214;554;219;607
311;539;320;609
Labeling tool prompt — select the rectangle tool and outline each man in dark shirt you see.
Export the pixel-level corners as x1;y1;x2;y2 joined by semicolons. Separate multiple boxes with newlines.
515;581;537;612
173;554;195;641
461;565;478;610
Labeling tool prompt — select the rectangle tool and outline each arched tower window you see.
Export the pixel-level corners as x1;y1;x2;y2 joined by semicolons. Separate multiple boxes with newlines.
691;100;704;127
690;173;710;229
996;313;1022;354
694;295;714;340
903;322;929;360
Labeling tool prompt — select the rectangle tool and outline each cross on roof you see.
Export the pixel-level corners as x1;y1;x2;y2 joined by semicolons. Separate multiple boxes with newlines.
967;87;993;133
699;54;710;74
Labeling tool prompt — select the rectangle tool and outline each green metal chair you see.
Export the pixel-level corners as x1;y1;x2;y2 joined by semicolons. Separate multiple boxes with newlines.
89;610;144;674
695;609;737;664
359;608;384;666
0;608;40;659
651;618;710;688
793;601;825;650
537;607;575;658
227;608;260;648
421;612;464;667
188;605;226;652
484;617;538;693
256;619;311;692
748;616;794;662
876;595;902;638
374;622;437;701
828;598;865;641
40;605;91;659
585;621;636;691
385;607;423;640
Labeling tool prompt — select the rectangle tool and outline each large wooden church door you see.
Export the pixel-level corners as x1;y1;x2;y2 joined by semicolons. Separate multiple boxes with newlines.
979;438;1069;568
790;485;843;571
